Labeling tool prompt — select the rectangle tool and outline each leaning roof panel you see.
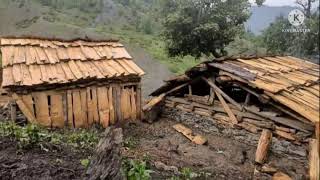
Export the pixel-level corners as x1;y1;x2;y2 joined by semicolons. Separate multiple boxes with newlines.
151;56;319;123
0;37;145;88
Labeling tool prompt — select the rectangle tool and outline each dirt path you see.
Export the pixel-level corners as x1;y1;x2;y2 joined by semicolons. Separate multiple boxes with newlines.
126;45;173;99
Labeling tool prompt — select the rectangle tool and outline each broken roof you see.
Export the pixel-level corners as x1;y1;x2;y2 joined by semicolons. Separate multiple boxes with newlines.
0;37;145;89
151;56;319;124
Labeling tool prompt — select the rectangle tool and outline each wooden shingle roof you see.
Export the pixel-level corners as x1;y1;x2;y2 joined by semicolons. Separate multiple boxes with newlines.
0;37;145;88
151;56;320;124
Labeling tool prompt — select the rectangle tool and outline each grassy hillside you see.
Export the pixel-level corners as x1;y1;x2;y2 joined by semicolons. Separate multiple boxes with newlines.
0;0;198;74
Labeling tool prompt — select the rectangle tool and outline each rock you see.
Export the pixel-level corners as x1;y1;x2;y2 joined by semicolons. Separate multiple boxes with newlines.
154;161;179;174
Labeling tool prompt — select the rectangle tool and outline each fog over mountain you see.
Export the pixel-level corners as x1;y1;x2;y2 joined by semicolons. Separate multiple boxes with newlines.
246;5;295;34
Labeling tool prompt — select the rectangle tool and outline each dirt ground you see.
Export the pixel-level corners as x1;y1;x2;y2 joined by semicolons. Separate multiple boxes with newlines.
122;119;257;179
0;137;92;180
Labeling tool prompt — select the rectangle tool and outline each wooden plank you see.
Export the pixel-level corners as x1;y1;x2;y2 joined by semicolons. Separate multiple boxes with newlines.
108;86;115;124
122;88;130;120
67;90;74;128
202;77;242;110
91;87;100;123
33;92;51;127
309;139;319;180
87;87;94;126
21;95;34;115
115;85;122;122
12;65;22;83
97;87;110;128
136;84;142;119
80;89;88;128
130;87;137;120
72;90;85;128
274;130;296;141
255;129;272;164
266;91;319;123
215;90;238;124
12;94;36;124
51;93;65;128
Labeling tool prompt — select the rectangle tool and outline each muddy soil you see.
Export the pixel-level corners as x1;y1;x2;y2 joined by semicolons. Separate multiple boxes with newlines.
122;119;257;179
0;137;92;180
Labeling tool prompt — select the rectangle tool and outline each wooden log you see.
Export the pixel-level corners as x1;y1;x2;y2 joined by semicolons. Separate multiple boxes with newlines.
309;139;319;180
185;94;210;105
243;118;274;129
215;90;238;124
255;129;272;164
274;130;296;141
272;172;292;180
275;126;296;134
216;75;233;83
86;128;123;180
237;122;261;133
172;124;207;145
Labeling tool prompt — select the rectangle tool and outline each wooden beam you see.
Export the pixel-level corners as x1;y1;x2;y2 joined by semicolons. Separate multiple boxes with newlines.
188;85;192;95
12;93;36;124
208;77;215;104
309;139;319;180
10;100;17;122
202;77;242;110
255;129;272;164
215;90;238;124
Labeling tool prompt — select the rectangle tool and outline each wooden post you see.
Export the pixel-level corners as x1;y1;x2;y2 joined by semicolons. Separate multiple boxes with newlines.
202;77;242;110
208;77;215;105
10;100;17;122
188;85;192;95
136;84;142;120
309;139;319;180
255;129;272;164
244;93;251;106
215;90;238;125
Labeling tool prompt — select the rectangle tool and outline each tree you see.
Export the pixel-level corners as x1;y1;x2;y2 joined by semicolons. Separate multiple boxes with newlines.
295;0;316;18
261;1;319;57
162;0;252;58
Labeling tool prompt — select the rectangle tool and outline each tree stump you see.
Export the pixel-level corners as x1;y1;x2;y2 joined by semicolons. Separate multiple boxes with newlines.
86;127;123;180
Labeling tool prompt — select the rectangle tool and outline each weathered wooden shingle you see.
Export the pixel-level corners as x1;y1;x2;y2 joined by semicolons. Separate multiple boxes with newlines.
1;38;145;88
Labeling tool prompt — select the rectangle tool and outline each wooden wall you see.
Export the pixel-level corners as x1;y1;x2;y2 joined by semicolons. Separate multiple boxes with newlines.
14;83;141;128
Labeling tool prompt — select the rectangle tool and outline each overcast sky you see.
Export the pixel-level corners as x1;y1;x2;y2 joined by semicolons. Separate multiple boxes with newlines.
249;0;318;6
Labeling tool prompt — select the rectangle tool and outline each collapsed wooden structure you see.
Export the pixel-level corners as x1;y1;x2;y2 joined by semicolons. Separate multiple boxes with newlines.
0;37;145;128
146;55;319;179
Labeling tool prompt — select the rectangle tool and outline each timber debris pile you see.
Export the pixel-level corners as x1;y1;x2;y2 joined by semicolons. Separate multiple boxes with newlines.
145;55;319;179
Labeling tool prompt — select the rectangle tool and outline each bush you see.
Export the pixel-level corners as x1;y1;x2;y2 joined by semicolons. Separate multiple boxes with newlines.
122;159;153;180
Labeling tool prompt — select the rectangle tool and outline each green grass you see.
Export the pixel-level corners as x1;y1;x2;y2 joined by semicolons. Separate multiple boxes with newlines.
0;121;101;150
95;27;200;74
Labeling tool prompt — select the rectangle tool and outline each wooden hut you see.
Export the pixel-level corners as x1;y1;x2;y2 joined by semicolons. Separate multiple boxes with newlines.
145;55;319;179
0;37;145;128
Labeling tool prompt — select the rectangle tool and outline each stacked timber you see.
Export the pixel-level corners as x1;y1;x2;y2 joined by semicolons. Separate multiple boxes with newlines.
164;95;313;142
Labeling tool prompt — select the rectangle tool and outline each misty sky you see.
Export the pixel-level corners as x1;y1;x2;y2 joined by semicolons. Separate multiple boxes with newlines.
249;0;319;6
